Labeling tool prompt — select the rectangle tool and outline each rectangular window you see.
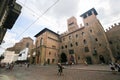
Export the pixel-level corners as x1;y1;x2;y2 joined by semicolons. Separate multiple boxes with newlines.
69;50;74;54
52;45;56;48
85;47;89;52
93;49;97;56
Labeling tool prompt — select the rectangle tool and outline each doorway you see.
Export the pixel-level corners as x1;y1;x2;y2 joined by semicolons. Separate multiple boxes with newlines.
99;55;105;63
86;56;92;64
47;59;50;64
60;53;67;63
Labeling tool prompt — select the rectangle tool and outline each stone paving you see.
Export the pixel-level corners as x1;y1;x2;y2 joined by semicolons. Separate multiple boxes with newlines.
66;64;110;71
0;64;120;80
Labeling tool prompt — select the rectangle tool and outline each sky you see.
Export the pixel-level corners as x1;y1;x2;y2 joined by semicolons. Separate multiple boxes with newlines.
0;0;120;54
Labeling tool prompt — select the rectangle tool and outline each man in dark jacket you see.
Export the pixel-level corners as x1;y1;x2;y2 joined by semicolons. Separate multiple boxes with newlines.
57;63;64;76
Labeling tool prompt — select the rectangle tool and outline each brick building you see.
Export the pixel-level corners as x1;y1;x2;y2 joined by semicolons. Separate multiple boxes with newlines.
34;8;117;65
59;8;112;64
7;37;34;55
34;28;60;65
106;23;120;62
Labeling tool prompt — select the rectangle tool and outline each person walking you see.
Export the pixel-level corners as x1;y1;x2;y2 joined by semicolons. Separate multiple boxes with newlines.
117;64;120;72
6;63;10;70
114;62;120;72
25;62;30;70
57;63;64;76
26;63;30;68
10;62;14;70
109;62;116;74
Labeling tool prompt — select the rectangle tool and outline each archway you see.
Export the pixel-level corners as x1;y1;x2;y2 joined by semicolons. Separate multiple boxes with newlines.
70;55;75;63
99;55;105;63
86;56;92;64
60;53;67;63
47;59;50;64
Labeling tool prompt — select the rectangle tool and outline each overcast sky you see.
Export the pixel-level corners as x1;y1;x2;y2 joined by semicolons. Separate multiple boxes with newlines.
0;0;120;54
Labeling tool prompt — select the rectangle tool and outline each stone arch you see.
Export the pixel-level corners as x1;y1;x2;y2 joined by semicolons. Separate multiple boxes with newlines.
86;56;92;64
60;53;67;63
47;58;50;64
99;55;105;63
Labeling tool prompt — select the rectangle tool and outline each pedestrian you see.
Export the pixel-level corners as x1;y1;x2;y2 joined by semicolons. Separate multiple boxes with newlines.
5;63;10;70
57;63;64;76
84;61;88;66
114;62;120;72
26;62;30;68
117;64;120;72
24;62;29;70
10;62;14;70
109;62;116;74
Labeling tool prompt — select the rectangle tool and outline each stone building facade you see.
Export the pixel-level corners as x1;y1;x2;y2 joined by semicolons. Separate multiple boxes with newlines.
7;37;34;55
0;0;22;44
106;23;120;62
34;28;60;65
59;8;112;64
34;8;116;65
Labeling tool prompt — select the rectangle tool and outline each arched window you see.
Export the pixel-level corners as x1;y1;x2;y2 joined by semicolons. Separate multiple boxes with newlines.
76;34;78;38
65;45;67;48
95;38;98;42
70;43;73;47
69;36;71;39
75;42;78;46
49;52;51;55
82;32;85;36
90;29;92;33
83;39;87;44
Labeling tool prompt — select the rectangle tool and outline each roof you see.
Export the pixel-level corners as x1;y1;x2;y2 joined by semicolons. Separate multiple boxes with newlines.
34;28;60;37
80;8;98;18
22;37;33;41
60;27;85;38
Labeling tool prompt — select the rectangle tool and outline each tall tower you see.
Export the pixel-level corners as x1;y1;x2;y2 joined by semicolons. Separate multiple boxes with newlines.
80;8;98;26
67;16;79;32
80;8;115;63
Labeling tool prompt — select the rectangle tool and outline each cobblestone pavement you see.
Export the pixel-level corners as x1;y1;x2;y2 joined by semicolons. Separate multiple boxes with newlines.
0;64;120;80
